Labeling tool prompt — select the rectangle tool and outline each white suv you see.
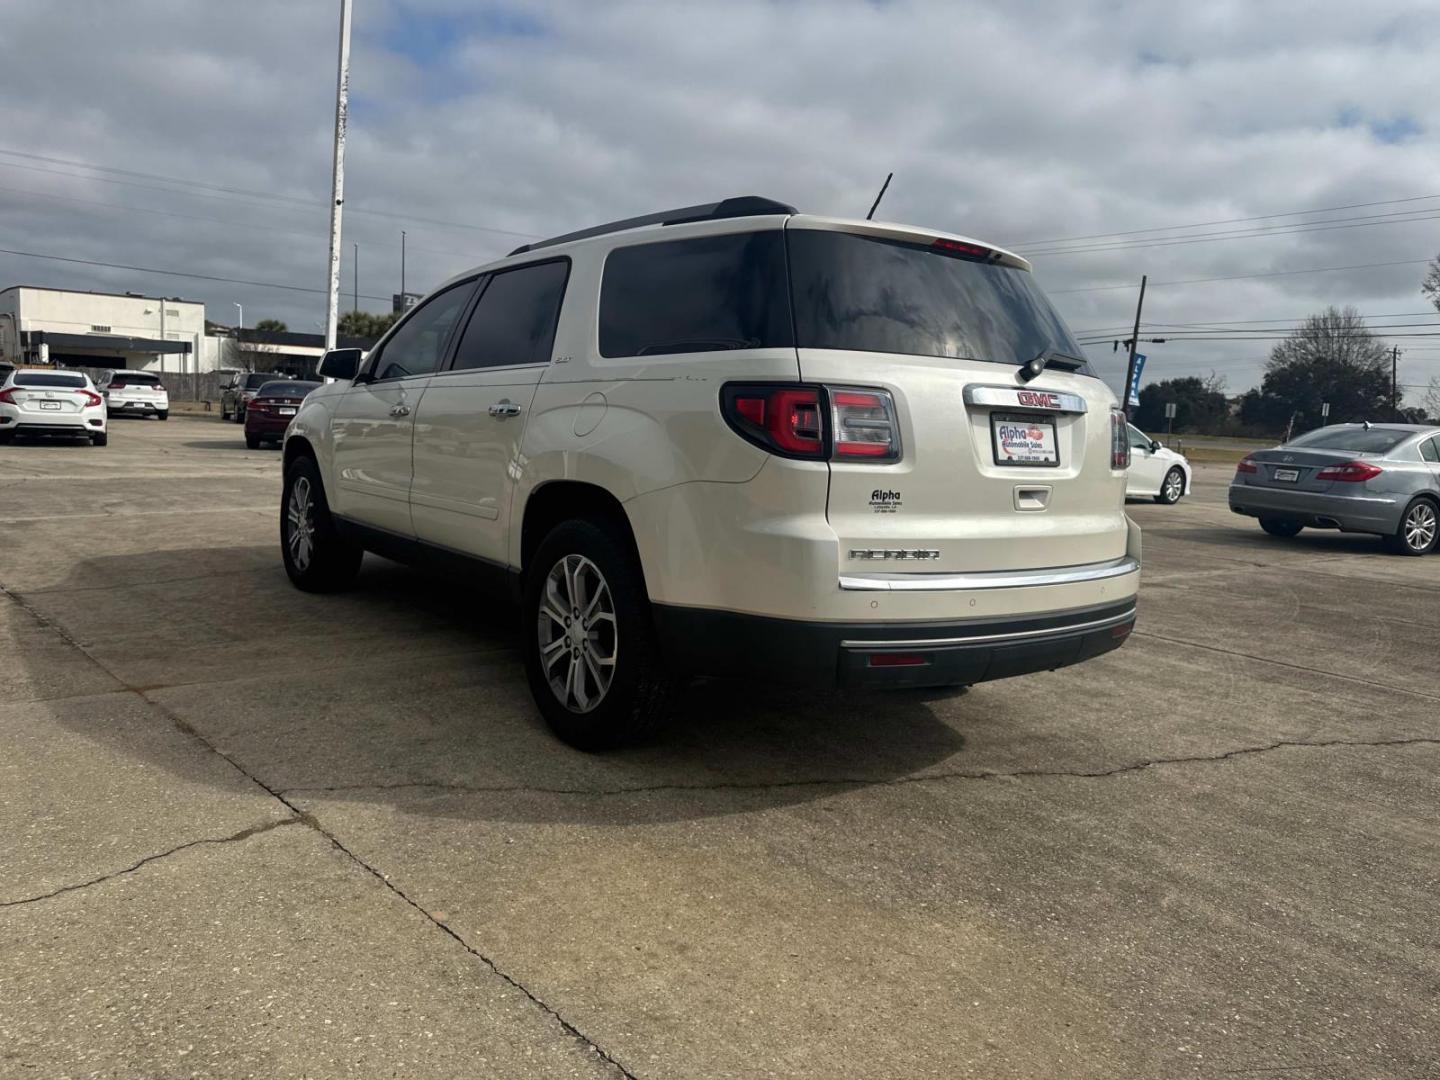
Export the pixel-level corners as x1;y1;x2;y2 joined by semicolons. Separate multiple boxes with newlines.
99;370;170;420
282;197;1140;749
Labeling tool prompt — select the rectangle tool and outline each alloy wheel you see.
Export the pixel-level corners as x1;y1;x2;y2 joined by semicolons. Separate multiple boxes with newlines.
537;554;617;713
286;476;316;571
1163;470;1184;503
1403;502;1437;552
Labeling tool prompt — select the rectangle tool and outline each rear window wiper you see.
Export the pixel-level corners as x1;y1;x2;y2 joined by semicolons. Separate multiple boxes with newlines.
635;337;759;356
1019;348;1088;381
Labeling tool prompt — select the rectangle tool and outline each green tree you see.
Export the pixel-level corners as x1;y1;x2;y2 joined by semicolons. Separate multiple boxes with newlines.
1132;375;1229;434
1241;306;1392;434
337;310;400;340
254;318;288;332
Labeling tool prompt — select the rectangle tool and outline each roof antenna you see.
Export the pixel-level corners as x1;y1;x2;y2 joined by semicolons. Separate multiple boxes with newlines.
866;172;893;220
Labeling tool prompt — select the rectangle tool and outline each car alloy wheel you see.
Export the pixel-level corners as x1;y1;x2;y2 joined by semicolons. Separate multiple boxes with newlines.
286;475;316;572
537;553;617;714
1162;469;1184;503
1402;501;1437;553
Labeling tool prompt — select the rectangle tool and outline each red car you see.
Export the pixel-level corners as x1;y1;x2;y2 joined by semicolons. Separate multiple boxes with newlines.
244;380;320;449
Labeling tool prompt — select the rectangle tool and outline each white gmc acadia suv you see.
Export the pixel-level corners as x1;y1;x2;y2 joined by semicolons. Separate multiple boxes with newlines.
282;196;1140;749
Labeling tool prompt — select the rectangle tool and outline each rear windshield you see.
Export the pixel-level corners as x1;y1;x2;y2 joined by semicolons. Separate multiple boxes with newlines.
244;373;279;389
15;372;86;388
112;372;160;384
1288;426;1412;453
787;230;1085;367
258;381;318;397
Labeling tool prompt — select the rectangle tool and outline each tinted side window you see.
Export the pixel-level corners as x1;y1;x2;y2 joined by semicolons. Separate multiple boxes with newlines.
450;261;569;371
372;281;475;381
1422;437;1440;463
599;232;792;358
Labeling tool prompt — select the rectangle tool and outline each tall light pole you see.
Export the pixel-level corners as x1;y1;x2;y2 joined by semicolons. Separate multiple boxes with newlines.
323;0;354;350
353;241;359;314
233;302;244;372
400;230;406;302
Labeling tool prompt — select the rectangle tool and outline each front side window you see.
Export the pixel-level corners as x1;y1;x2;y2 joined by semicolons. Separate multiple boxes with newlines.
371;281;475;381
787;229;1086;368
1127;425;1153;450
599;232;792;358
450;260;569;371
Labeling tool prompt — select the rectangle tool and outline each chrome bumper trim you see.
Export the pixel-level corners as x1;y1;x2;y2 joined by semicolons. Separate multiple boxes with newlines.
840;605;1137;650
839;555;1139;592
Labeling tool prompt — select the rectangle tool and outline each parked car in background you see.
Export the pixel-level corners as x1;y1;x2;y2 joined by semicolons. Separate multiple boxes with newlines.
244;380;320;449
280;195;1141;749
0;367;108;445
98;369;169;420
221;371;288;422
1125;424;1191;504
1230;423;1440;555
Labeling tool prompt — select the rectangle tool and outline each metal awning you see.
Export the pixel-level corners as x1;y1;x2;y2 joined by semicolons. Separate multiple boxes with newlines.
28;331;191;354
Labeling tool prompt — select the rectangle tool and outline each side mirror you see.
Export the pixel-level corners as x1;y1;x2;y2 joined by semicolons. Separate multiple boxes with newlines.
317;348;363;381
1150;439;1162;453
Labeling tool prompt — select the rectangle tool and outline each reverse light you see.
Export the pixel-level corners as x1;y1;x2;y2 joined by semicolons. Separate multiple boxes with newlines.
1316;460;1383;482
830;388;900;461
1236;456;1258;475
1110;409;1130;470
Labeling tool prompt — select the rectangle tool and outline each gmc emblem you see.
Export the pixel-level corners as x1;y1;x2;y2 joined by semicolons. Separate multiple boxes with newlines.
1016;390;1061;409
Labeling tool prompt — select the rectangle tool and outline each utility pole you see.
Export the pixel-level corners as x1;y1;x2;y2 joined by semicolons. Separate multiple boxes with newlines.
1122;275;1147;419
353;241;359;315
323;0;353;351
1392;345;1401;418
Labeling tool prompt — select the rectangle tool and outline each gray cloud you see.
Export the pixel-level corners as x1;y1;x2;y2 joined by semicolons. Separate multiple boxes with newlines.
1;0;1436;394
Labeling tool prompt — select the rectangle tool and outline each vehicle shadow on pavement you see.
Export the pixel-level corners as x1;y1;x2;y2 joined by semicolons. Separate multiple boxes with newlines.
30;546;970;827
1140;524;1388;556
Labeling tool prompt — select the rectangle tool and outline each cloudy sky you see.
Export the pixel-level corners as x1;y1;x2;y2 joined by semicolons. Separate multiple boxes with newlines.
2;0;1438;399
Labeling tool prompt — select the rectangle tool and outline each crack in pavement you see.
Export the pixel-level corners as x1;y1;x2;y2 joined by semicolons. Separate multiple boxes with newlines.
0;579;637;1080
279;735;1440;800
1;817;301;907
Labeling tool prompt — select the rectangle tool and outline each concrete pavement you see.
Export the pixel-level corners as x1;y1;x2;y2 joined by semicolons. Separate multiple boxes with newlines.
2;415;1437;1078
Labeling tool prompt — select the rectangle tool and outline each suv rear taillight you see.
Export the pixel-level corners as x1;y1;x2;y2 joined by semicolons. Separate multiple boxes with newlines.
1236;456;1258;475
721;384;900;463
80;390;103;407
1110;410;1129;470
1316;460;1383;482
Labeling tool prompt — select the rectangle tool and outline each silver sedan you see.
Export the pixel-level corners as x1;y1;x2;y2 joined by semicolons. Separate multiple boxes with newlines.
1229;423;1440;556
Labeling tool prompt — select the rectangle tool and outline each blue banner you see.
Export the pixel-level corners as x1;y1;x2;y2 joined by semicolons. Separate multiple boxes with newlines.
1127;354;1147;407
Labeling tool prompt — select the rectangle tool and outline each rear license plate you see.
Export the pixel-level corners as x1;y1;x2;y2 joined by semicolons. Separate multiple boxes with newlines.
992;413;1058;466
1273;468;1300;482
278;407;296;416
39;400;61;410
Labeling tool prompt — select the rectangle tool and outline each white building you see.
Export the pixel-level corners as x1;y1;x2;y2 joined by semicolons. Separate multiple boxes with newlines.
0;285;204;376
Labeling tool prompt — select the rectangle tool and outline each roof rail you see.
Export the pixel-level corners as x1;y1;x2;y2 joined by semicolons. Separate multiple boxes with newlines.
508;195;797;256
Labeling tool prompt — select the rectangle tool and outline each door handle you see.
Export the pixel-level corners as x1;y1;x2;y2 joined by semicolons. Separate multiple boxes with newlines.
389;403;410;417
488;400;523;418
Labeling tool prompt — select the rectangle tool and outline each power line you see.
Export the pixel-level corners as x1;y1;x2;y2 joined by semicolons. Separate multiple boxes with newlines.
1013;192;1440;247
1071;311;1439;335
1050;258;1434;295
0;148;542;241
0;244;395;302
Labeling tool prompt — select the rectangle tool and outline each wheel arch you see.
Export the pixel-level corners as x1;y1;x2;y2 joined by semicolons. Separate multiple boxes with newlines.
519;480;646;592
283;434;316;472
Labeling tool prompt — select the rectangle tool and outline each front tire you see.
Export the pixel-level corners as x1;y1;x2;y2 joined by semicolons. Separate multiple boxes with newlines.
280;454;362;591
1259;516;1303;538
1385;498;1438;556
522;519;674;751
1155;467;1185;505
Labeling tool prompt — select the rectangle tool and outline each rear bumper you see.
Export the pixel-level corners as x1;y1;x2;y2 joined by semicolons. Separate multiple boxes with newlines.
107;401;166;413
0;408;102;434
651;599;1136;689
1228;483;1401;533
245;415;294;436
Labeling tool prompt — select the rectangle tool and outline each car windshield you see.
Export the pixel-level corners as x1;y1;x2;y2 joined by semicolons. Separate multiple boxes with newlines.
786;230;1087;368
258;381;318;397
15;372;87;388
1288;426;1412;453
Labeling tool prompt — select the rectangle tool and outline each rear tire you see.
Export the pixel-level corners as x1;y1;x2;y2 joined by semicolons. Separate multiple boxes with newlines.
522;518;675;751
91;432;108;446
1259;516;1303;538
158;411;168;421
1384;498;1438;556
1155;467;1185;505
280;454;362;592
0;432;13;445
245;434;261;450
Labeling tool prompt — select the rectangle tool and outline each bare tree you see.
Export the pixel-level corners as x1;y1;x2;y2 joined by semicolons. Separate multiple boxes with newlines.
1422;376;1440;423
1423;255;1440;314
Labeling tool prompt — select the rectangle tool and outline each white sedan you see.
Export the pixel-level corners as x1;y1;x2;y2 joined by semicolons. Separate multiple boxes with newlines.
1126;424;1191;504
0;367;109;446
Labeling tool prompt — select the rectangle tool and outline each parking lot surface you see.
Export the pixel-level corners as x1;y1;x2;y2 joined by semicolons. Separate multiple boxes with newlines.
2;415;1437;1079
